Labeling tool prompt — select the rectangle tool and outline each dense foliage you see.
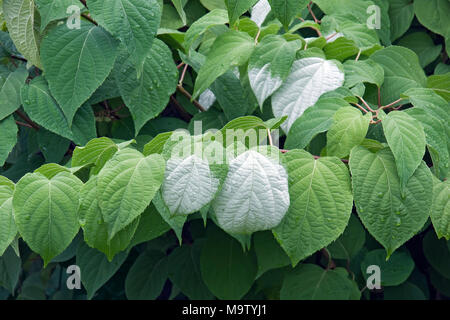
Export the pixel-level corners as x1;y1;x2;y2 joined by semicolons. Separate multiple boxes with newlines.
0;0;449;300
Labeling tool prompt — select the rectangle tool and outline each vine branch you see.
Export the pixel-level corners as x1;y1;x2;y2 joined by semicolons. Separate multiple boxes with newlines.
176;85;206;112
15;110;39;130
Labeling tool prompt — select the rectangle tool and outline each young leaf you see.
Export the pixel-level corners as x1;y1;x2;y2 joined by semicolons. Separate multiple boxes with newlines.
273;150;353;266
271;57;344;133
200;226;257;299
13;172;83;266
88;0;161;76
97;148;165;240
114;39;178;134
349;146;433;257
193;30;255;99
212;149;290;235
327;107;371;158
0;176;16;256
3;0;41;68
40;22;119;125
382;111;427;191
248;35;300;107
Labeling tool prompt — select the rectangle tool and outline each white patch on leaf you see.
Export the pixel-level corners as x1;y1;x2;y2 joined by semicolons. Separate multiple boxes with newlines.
199;89;216;110
162;155;219;215
213;150;290;234
272;57;344;132
251;0;271;27
249;64;283;108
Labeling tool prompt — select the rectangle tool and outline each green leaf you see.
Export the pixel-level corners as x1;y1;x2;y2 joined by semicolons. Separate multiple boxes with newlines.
172;0;188;25
361;249;415;286
152;191;186;244
35;0;85;31
388;0;414;41
253;231;290;277
0;67;28;121
34;163;69;179
225;0;258;26
248;35;300;107
273;150;353;266
71;137;118;173
200;226;257;299
0;176;16;256
422;230;450;279
370;46;426;106
128;204;171;248
269;0;308;30
37;129;70;163
0;246;20;294
430;178;449;240
125;249;168;300
323;37;359;62
40;22;119;125
343;59;384;88
168;241;213;300
21;76;73;141
397;32;442;68
114;39;178;134
97;148;165;239
405;108;448;181
143;132;173;156
3;0;41;68
382;111;427;191
0;115;18;167
212;149;290;235
272;57;344;133
76;241;128;300
79;176;140;261
326;107;372;158
384;281;426;300
193;30;255;99
427;73;450;102
285;97;350;150
414;0;450;36
13;171;83;266
184;9;229;50
327;214;366;260
349;146;433;257
88;0;161;76
280;264;356;300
